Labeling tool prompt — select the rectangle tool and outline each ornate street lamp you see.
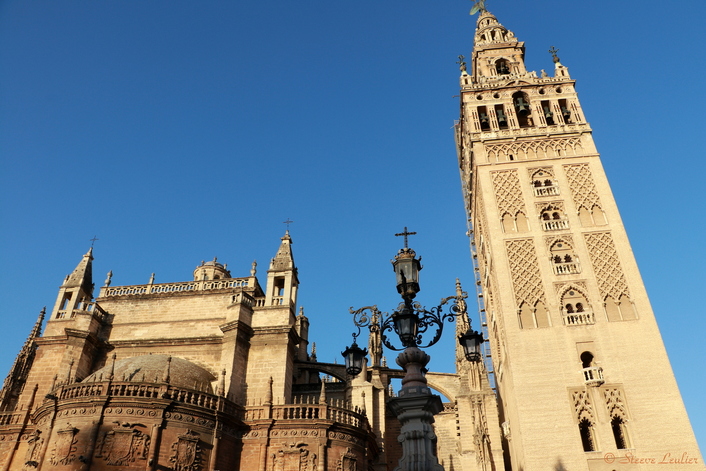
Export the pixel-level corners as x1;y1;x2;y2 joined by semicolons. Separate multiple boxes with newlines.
341;338;368;376
345;228;484;471
458;328;484;362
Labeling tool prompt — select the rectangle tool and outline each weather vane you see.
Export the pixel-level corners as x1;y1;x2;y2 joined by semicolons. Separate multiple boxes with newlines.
457;55;467;72
470;0;487;16
549;46;561;63
283;218;294;230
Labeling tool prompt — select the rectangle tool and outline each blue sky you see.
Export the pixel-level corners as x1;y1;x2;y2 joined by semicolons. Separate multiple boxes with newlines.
1;0;704;452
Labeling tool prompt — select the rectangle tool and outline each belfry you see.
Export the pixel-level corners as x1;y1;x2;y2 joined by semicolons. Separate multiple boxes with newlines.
0;4;702;471
455;5;703;470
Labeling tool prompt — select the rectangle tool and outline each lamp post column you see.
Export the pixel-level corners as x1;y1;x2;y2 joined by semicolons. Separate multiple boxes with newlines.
387;346;444;471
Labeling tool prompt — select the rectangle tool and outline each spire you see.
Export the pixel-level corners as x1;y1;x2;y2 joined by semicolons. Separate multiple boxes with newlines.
0;308;45;411
473;9;518;48
269;231;295;271
63;248;94;297
468;7;527;84
319;380;326;404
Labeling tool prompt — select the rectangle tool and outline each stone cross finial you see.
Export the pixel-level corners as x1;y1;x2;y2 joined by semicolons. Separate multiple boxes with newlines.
394;227;417;248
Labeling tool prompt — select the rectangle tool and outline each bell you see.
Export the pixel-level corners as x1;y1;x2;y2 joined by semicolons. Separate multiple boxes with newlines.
561;106;571;120
496;109;507;126
515;97;529;116
479;112;489;125
543;106;553;119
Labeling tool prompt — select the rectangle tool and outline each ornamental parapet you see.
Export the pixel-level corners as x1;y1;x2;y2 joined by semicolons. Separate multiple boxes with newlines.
55;301;107;320
99;277;252;298
51;381;241;417
470;122;591;140
245;398;367;429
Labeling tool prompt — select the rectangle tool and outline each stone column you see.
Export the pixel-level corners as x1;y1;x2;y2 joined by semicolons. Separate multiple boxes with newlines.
386;347;444;471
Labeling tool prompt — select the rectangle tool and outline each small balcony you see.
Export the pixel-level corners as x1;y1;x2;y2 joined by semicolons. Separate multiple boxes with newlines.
563;311;595;326
542;219;570;231
582;366;604;387
553;262;580;275
533;186;559;197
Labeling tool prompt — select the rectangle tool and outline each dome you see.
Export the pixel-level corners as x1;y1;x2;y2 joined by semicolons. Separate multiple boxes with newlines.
82;354;216;393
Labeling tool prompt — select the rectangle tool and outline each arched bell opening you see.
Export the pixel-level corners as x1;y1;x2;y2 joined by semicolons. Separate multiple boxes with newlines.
512;91;532;128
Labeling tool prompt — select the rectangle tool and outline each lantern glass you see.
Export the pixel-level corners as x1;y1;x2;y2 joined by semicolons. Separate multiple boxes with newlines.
394;257;419;286
458;329;483;362
393;310;419;347
341;342;367;376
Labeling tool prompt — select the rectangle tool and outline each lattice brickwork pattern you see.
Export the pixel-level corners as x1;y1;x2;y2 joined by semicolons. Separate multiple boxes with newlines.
564;163;602;210
505;239;545;307
570;389;595;422
603;388;628;419
583;232;630;300
486;137;582;161
491;170;526;216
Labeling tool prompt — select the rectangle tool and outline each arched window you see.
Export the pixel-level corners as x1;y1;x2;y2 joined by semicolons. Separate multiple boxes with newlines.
550;241;579;274
496;59;510;75
531;170;559;196
562;289;593;325
541;206;569;231
512;91;533;127
580;351;594;368
611;416;629;449
578;418;595;452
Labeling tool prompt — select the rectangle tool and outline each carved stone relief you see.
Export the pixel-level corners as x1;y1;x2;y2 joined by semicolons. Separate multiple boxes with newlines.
49;423;78;466
94;422;150;466
486;137;582;161
337;447;357;471
270;442;316;471
170;430;202;471
603;387;628;419
569;389;594;423
22;430;42;469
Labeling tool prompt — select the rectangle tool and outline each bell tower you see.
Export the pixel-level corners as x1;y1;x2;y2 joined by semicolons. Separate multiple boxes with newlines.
455;7;703;470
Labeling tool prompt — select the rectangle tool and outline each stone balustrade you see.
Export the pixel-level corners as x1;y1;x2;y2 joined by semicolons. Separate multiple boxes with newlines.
563;311;595;326
553;262;580;275
245;399;366;428
101;278;251;298
0;411;24;426
54;381;239;416
582;366;604;386
534;186;559;197
542;219;570;231
56;301;107;320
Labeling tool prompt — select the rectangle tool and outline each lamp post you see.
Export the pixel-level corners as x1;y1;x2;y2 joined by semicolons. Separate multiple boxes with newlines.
342;229;483;471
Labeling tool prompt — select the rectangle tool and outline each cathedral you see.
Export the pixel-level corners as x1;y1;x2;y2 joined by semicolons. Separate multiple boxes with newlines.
0;7;702;471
